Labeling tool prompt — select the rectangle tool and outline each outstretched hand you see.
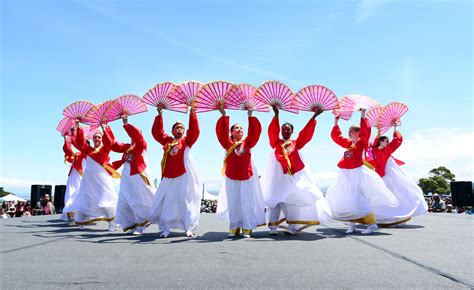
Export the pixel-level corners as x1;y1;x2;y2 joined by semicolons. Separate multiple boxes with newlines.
189;106;196;114
334;116;339;126
218;105;226;116
122;115;128;125
312;108;323;119
272;105;279;117
157;106;163;116
361;108;367;118
247;108;254;117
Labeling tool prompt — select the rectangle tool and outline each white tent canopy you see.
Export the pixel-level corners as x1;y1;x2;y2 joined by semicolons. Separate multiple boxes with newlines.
0;194;26;202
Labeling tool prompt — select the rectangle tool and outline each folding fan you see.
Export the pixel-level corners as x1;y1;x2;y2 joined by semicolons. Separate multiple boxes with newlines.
339;94;382;112
332;109;353;121
167;81;203;107
56;117;75;136
365;107;384;127
142;82;187;113
293;85;339;112
62;100;95;123
378;102;408;132
225;84;270;112
107;94;149;122
83;100;117;126
193;81;234;113
254;81;298;113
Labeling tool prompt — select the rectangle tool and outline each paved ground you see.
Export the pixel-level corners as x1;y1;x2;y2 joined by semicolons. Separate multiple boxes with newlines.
1;213;473;289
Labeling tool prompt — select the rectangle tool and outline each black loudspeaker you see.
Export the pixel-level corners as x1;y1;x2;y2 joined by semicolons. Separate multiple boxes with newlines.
30;185;52;208
54;185;67;213
450;181;473;207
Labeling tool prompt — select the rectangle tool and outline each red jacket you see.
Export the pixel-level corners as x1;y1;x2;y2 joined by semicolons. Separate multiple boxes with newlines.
74;127;117;177
371;131;403;177
216;116;261;180
331;118;370;169
268;117;316;175
63;139;86;176
152;112;200;178
106;124;148;176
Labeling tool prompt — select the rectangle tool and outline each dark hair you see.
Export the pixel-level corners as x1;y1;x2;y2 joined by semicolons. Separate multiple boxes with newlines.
349;125;360;132
172;122;184;131
282;122;294;132
230;123;241;141
376;136;389;147
86;140;91;146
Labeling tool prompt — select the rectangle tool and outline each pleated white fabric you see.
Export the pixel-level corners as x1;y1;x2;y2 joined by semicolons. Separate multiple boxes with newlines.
325;166;399;222
148;147;202;232
374;157;428;224
60;164;84;221
71;158;118;223
262;154;332;225
115;163;155;231
217;161;266;230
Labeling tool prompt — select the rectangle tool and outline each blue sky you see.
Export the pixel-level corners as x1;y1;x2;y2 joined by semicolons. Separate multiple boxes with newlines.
1;0;472;198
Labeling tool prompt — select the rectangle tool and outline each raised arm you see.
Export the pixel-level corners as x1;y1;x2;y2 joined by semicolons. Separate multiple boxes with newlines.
386;129;403;155
123;119;146;152
151;109;173;146
185;108;200;147
63;137;74;163
75;125;91;153
296;118;317;149
245;114;262;149
268;117;280;149
102;125;115;149
331;123;353;149
216;115;232;149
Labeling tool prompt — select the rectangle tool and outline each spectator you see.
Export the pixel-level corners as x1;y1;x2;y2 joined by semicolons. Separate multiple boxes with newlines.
429;193;446;212
24;201;32;215
1;208;9;219
43;194;55;215
15;201;25;217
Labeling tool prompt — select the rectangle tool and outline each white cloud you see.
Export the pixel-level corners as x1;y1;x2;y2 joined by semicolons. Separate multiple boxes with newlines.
395;127;474;181
356;0;392;23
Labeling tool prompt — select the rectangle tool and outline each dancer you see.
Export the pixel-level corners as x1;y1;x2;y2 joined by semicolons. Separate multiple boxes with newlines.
70;121;120;231
370;124;428;226
148;107;202;238
325;109;398;234
261;106;332;235
61;129;87;225
216;107;265;238
107;116;155;235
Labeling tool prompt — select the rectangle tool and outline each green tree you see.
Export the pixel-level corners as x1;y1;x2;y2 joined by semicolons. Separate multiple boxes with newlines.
0;187;13;198
418;166;456;194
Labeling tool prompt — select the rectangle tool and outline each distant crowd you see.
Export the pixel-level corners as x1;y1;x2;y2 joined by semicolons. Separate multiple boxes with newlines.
425;193;473;214
2;194;471;218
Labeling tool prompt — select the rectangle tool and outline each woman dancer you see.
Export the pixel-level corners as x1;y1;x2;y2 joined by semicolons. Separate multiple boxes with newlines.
325;109;398;234
61;129;87;225
370;124;428;226
216;107;265;238
71;121;120;231
261;106;332;235
107;116;155;235
148;107;202;238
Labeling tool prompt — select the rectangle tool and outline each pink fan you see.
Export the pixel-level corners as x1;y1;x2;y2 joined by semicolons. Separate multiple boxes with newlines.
366;107;384;127
142;82;187;113
293;85;339;112
63;100;95;123
107;94;149;122
337;94;382;120
332;109;353;121
254;81;298;113
193;81;234;113
84;100;117;126
167;81;203;107
225;84;270;112
56;117;75;136
378;102;409;132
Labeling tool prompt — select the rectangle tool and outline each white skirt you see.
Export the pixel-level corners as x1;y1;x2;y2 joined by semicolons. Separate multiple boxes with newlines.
148;147;202;232
262;154;332;224
61;166;83;221
115;163;156;231
71;158;118;224
326;166;399;222
217;161;266;230
375;157;428;225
